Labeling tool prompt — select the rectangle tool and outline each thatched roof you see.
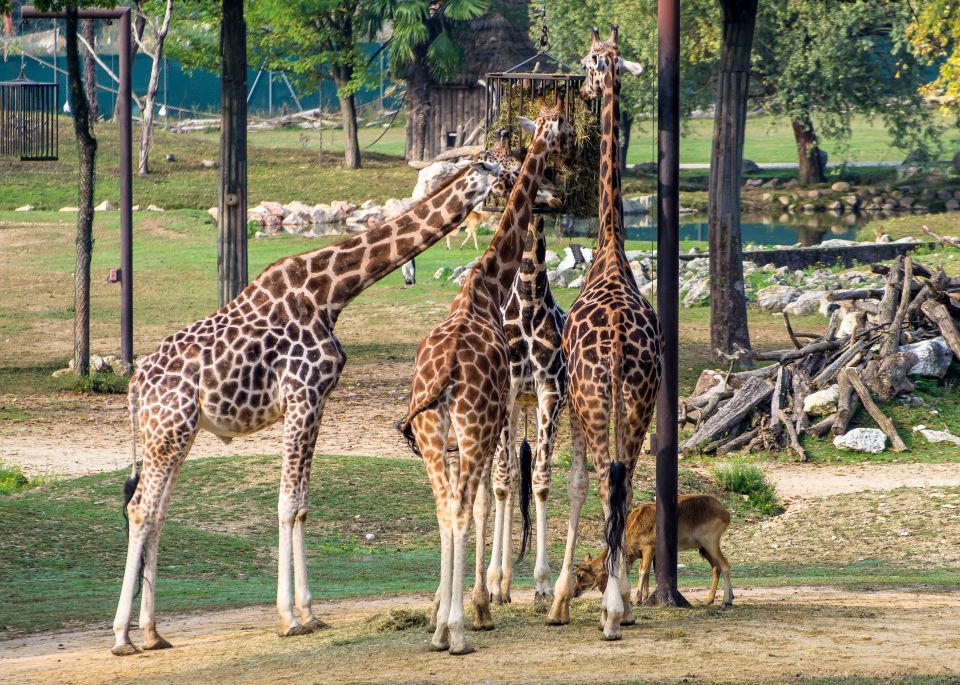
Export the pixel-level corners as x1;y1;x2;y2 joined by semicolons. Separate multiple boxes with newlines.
445;0;537;88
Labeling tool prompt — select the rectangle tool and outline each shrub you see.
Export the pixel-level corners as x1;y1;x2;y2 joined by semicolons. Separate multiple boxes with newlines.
0;461;44;495
710;461;781;516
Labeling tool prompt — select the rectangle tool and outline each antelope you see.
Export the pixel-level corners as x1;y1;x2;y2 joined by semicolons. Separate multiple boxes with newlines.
573;494;734;606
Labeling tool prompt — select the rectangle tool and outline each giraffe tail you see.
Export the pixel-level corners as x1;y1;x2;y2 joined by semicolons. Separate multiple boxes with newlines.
395;419;422;458
605;346;628;579
516;435;533;563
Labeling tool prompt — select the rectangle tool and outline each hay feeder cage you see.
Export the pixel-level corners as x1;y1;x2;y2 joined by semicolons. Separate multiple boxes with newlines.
0;67;58;161
484;52;600;216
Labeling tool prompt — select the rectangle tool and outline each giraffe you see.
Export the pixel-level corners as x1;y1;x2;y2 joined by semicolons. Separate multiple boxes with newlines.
545;26;661;642
397;98;573;655
486;214;567;605
108;159;503;656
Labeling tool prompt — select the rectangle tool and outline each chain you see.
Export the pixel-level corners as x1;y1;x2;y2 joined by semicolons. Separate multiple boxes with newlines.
538;1;549;49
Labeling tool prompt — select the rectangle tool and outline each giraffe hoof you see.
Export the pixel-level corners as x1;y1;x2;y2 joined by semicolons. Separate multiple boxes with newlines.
449;644;476;656
534;591;553;604
544;616;568;626
142;637;173;651
601;631;623;642
428;641;450;652
111;642;141;657
302;617;330;632
491;594;503;606
471;620;495;632
278;623;311;637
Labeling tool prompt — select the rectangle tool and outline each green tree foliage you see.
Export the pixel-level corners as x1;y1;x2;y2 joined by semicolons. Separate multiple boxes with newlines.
754;0;940;181
909;0;960;110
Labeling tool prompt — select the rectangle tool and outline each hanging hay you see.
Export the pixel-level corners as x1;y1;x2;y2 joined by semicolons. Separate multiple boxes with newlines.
484;85;600;217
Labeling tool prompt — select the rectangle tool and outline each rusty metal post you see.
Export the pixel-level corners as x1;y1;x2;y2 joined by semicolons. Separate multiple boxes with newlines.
118;8;133;366
653;0;689;608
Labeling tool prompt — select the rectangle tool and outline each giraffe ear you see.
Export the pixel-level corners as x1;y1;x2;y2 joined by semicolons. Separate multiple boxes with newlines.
470;160;501;176
517;116;536;135
620;58;643;76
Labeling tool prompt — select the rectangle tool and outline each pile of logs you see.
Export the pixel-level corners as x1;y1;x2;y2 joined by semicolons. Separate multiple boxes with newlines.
680;238;960;460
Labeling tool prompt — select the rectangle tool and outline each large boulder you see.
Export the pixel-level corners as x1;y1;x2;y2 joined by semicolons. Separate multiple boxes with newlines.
548;268;581;288
682;277;711;308
783;290;827;317
833;428;887;454
310;204;335;224
756;285;801;313
413;161;461;200
913;425;960;446
899;337;954;379
382;198;410;219
803;384;840;416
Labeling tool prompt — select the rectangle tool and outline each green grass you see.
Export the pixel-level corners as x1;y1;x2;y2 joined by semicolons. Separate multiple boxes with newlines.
710;461;782;516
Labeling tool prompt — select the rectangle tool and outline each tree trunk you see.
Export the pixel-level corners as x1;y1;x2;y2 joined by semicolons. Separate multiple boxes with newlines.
707;0;757;363
792;116;826;185
338;91;361;169
113;6;145;121
405;47;433;162
81;19;98;120
137;0;174;176
620;108;633;175
65;9;98;377
218;0;248;307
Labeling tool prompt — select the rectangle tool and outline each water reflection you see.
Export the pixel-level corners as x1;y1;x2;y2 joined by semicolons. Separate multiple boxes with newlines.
557;212;868;247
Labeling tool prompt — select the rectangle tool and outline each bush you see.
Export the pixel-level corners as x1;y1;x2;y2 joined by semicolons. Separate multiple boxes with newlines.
0;461;44;495
710;461;781;516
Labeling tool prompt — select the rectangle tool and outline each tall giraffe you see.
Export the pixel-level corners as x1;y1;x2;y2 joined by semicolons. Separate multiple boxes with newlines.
486;214;567;605
545;26;661;641
109;160;503;656
398;98;573;655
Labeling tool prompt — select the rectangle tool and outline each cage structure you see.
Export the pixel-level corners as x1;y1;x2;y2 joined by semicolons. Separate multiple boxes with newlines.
0;70;59;161
484;52;600;216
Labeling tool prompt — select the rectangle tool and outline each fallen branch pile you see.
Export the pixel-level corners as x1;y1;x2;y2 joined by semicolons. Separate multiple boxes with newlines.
680;248;960;459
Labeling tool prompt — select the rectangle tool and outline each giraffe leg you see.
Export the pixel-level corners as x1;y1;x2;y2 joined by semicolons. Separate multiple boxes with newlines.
112;417;196;656
432;511;454;651
532;389;562;603
546;414;588;626
487;399;518;604
277;400;323;637
471;459;494;630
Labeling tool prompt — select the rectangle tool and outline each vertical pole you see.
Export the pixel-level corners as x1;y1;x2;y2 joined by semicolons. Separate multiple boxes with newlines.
218;0;248;306
119;9;133;366
653;0;688;607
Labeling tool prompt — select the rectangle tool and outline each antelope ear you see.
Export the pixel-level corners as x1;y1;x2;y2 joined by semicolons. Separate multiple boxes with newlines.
518;116;536;135
583;553;592;563
621;58;643;76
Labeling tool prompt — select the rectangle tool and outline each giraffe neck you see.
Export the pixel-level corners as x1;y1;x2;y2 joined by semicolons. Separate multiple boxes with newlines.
588;68;631;283
454;138;551;316
514;218;555;311
297;167;478;323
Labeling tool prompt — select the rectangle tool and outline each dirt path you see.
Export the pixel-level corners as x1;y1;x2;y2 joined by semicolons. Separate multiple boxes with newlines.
763;461;960;501
2;586;958;685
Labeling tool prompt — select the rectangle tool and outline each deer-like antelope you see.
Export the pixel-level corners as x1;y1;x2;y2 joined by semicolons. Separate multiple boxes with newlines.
573;494;734;606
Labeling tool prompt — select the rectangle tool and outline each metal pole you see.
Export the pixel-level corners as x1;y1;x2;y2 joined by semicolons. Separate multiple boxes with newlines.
653;0;689;608
118;8;133;366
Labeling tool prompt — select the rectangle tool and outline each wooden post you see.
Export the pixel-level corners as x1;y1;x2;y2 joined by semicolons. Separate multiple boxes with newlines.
218;0;248;307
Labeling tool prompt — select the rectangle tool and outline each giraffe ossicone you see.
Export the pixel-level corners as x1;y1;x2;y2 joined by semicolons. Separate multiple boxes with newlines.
108;159;502;656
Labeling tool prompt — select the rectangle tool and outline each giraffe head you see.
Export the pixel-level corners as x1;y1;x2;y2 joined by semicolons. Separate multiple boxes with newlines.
580;25;643;100
451;158;504;207
474;129;523;200
517;95;575;162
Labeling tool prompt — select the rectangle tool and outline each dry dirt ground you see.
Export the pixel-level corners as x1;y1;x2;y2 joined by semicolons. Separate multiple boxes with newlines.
1;587;959;685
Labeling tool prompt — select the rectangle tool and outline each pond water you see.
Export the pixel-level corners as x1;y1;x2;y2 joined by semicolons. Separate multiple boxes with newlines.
560;211;868;247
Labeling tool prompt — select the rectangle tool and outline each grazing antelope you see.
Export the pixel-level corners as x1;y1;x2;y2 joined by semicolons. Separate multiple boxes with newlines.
572;494;734;606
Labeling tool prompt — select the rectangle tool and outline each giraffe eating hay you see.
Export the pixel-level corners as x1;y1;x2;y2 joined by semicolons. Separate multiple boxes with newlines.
545;26;662;642
109;159;502;656
486;214;567;605
398;97;573;655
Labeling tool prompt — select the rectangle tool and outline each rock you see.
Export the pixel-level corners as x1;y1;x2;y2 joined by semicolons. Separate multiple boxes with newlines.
836;310;862;339
259;201;286;218
14;204;34;211
807;190;823;200
51;367;73;378
147;205;165;212
840;194;859;207
742;159;760;173
310;204;334;223
556;245;593;271
877;233;891;243
207;207;219;221
778;195;791;206
89;354;112;374
548;268;581;288
827;200;843;212
328;200;357;221
755;285;800;313
913;426;960;446
783;290;827;317
165;153;175;162
622;194;656;214
831;181;851;192
132;204;141;211
635;161;658;174
201;159;217;168
803;384;840;416
833;428;887;454
744;178;764;188
568;275;585;289
433;266;452;280
382;198;410;219
682;277;710;307
544;250;560;264
282;210;311;229
819;238;858;248
284;200;314;216
894;236;920;243
693;369;728;397
413;161;461;200
947;198;960;211
641;279;657;298
899;337;954;378
59;206;78;212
